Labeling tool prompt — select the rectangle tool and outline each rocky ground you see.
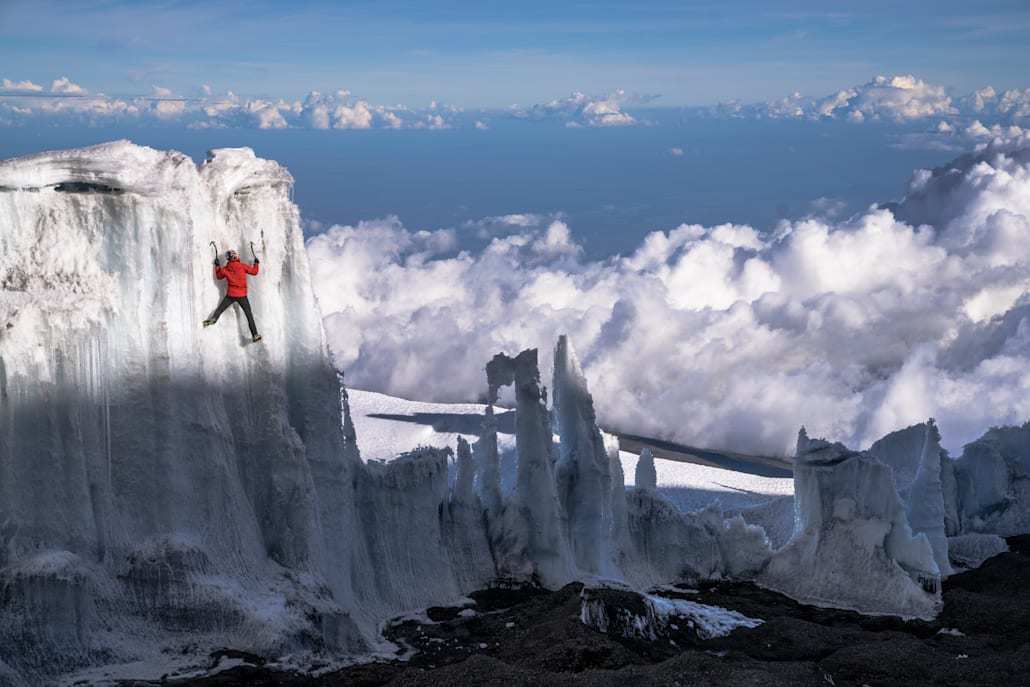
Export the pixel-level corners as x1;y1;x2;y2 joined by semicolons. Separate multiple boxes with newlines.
119;535;1030;687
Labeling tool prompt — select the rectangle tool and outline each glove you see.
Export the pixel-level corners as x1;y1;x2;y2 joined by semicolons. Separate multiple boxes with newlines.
254;257;260;264
213;258;220;266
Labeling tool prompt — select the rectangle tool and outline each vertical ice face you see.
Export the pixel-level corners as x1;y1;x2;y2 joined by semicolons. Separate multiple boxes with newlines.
635;448;658;491
761;430;942;619
868;421;953;576
608;441;628;544
621;488;723;588
0;142;330;570
354;446;492;613
445;438;497;592
0;142;421;681
552;335;614;576
953;422;1030;535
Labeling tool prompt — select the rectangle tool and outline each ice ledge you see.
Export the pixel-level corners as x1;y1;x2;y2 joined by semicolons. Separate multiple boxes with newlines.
0;140;292;197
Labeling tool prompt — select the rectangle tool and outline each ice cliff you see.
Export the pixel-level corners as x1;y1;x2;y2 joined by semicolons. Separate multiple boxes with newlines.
1;141;1028;684
0;141;497;684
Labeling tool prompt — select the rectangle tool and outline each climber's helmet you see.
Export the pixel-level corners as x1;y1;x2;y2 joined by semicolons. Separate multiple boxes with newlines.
226;249;239;261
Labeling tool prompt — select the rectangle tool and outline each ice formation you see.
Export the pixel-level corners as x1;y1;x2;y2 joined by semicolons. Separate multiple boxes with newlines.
487;349;575;586
757;419;1030;619
950;423;1030;536
579;585;762;642
868;421;954;576
635;447;657;491
1;141;1027;684
761;430;943;619
863;419;1030;568
552;335;614;577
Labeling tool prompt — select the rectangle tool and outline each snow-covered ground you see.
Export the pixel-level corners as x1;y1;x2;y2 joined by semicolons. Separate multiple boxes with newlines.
350;389;506;462
349;388;794;515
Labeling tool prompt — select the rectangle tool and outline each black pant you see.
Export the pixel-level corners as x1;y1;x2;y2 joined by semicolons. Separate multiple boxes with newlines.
211;295;259;336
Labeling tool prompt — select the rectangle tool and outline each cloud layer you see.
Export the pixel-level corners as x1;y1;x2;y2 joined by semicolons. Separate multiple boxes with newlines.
307;140;1030;457
4;73;1029;132
0;77;662;130
0;79;459;130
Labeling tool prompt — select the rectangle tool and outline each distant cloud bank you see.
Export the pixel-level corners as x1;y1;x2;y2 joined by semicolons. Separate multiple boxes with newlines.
510;89;659;127
1;73;1028;132
0;79;461;130
715;74;1030;125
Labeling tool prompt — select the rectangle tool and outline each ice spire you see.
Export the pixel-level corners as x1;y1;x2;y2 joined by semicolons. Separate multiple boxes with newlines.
552;335;613;576
474;400;503;516
608;439;627;545
635;447;657;491
488;349;574;586
452;436;476;506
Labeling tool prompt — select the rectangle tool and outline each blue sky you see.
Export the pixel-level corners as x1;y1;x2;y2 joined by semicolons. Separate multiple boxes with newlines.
2;0;1029;107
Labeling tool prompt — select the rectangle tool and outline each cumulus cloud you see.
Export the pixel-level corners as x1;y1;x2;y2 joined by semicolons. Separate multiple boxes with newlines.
668;147;684;156
961;85;1030;121
1;78;43;92
308;142;1030;457
511;89;657;127
0;79;460;130
714;74;1029;126
814;75;955;122
899;119;1030;154
50;76;86;94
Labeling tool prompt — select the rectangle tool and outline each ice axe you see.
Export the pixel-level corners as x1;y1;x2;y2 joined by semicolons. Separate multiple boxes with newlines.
250;240;258;262
209;241;218;264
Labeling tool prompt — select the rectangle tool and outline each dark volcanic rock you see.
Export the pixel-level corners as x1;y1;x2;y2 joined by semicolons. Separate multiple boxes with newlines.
120;536;1030;687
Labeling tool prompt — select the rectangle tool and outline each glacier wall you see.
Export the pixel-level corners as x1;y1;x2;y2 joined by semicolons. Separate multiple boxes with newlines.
0;142;500;684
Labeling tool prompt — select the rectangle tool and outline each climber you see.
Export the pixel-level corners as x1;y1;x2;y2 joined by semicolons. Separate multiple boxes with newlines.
203;249;262;342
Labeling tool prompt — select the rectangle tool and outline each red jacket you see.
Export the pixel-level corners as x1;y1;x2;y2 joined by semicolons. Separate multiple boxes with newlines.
215;258;259;297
